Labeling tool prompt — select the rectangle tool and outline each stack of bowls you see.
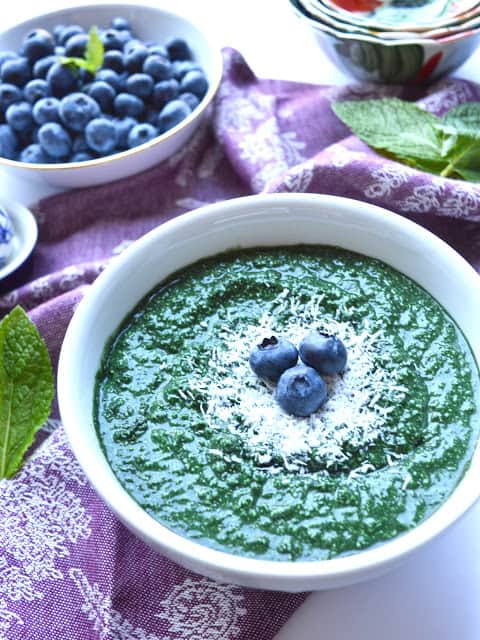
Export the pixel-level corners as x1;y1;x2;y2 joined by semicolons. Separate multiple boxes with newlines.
289;0;480;82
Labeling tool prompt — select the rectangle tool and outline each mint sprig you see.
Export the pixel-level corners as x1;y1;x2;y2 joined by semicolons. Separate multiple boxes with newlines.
0;306;54;478
61;26;104;75
332;98;480;183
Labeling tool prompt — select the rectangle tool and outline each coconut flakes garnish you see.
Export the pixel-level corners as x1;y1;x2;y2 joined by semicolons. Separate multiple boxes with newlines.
189;290;407;475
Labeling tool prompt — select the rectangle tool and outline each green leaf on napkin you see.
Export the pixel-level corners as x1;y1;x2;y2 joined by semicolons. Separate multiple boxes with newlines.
61;26;104;75
0;306;54;479
442;102;480;140
332;98;480;183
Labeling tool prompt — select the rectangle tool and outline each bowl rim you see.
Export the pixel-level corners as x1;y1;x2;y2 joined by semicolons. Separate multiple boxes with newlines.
0;2;223;173
301;0;480;34
58;193;480;588
289;0;480;45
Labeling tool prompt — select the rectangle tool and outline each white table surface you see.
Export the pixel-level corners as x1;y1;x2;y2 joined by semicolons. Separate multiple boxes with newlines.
2;2;479;639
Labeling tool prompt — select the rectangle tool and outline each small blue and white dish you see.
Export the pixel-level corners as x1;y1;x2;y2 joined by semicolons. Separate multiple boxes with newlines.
0;200;38;294
0;206;14;268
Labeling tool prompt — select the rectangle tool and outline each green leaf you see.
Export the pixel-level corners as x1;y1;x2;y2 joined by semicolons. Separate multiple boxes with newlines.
396;155;447;175
0;306;54;478
442;102;480;141
332;98;446;162
84;26;104;73
439;135;480;181
61;26;104;75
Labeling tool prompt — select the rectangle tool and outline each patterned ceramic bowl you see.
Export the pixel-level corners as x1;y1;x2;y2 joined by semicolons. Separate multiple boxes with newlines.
290;0;480;82
0;3;223;189
0;200;38;294
58;193;480;592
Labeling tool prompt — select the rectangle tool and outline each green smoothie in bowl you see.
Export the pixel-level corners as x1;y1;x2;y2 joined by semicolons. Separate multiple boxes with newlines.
94;244;480;562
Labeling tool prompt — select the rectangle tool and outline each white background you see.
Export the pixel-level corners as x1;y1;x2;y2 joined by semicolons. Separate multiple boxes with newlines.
1;2;479;639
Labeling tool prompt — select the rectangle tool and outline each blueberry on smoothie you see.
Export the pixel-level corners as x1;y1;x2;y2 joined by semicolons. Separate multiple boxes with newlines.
275;364;327;417
299;331;347;376
249;335;298;385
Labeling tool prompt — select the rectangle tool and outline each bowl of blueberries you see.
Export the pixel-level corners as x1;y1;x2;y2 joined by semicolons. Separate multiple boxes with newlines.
0;3;223;188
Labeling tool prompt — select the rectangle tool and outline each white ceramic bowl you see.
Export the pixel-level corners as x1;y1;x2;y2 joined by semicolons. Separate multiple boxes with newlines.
0;3;223;189
58;193;480;592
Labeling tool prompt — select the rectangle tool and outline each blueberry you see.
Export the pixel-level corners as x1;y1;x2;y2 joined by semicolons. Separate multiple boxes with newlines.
180;70;208;100
95;69;124;93
125;73;153;99
157;98;191;133
79;68;95;85
124;44;149;73
116;30;133;48
58;25;84;47
0;83;22;115
114;116;137;148
142;55;172;81
1;57;31;87
85;117;117;154
127;122;157;148
111;17;130;31
249;335;298;384
101;29;124;51
72;133;89;153
19;143;50;163
148;44;168;58
38;121;72;158
33;55;57;79
33;97;61;125
143;106;158;125
166;37;192;61
46;62;78;98
6;101;33;132
87;81;115;112
178;91;199;111
53;24;65;44
22;28;55;63
171;60;200;80
103;50;124;73
65;33;89;57
0;52;17;72
114;92;144;118
59;92;100;132
71;150;94;162
0;124;18;159
299;331;347;376
23;78;49;103
275;364;327;417
151;78;179;109
54;46;66;57
123;38;142;53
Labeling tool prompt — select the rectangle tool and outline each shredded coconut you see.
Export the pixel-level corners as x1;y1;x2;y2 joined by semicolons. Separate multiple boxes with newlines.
189;290;407;474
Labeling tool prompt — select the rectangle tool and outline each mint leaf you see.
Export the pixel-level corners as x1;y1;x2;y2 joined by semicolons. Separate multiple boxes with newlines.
84;26;104;73
442;102;480;140
396;156;447;175
332;98;446;162
440;136;480;182
61;26;104;75
332;97;480;183
0;306;54;478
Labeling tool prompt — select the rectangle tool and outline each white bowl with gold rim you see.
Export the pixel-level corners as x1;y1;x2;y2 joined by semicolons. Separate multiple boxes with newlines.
0;3;223;189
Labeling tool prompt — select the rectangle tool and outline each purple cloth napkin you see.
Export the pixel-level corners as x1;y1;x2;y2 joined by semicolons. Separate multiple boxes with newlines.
1;47;480;639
